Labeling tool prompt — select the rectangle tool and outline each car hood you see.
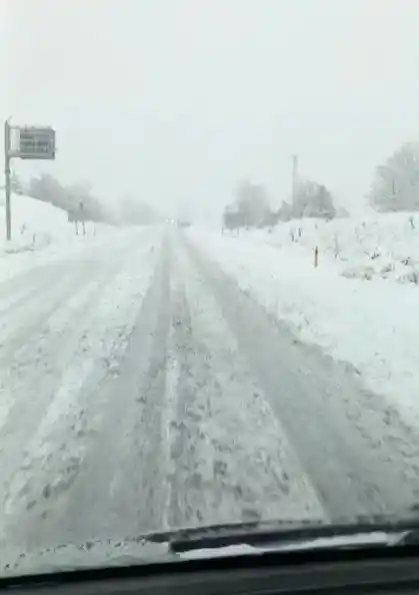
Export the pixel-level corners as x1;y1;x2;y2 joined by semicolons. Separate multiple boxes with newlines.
1;538;173;577
1;528;408;578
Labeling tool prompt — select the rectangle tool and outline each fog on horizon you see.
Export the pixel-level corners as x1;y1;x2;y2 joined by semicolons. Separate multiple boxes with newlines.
3;0;419;221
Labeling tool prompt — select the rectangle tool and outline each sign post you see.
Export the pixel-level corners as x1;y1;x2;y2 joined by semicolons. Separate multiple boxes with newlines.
4;121;11;241
3;122;56;240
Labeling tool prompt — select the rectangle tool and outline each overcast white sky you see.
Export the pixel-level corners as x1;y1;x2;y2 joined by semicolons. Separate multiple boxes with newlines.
3;0;419;219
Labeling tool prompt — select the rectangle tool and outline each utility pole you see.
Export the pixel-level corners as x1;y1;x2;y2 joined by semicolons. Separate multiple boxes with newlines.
4;119;11;241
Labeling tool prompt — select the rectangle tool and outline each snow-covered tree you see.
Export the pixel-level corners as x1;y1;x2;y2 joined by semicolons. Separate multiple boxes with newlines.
271;200;292;223
234;180;270;227
291;179;336;219
222;204;246;231
369;142;419;212
28;174;70;209
335;205;350;218
28;174;113;223
10;172;23;195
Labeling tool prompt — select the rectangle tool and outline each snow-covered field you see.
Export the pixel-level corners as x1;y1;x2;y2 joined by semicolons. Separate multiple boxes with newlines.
0;192;96;249
188;212;419;429
237;211;419;285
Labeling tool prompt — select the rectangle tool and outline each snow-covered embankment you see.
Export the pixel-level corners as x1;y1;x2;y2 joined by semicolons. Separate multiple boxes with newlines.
188;215;419;429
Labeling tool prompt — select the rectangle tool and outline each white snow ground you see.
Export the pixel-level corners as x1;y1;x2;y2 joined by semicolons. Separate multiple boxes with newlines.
188;215;419;429
233;211;419;285
0;222;167;547
2;197;419;565
0;197;327;553
0;225;333;553
0;193;114;282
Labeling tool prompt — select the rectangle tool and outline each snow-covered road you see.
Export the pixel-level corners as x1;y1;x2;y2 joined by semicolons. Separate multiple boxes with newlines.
1;226;419;554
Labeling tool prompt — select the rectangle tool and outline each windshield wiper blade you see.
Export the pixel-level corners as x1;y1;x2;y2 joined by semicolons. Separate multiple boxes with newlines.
145;517;328;544
138;507;419;549
396;529;419;546
166;518;419;554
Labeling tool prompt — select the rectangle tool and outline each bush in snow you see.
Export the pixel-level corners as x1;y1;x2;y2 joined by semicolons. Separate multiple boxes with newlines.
291;179;336;220
335;205;350;218
27;174;116;225
224;180;271;229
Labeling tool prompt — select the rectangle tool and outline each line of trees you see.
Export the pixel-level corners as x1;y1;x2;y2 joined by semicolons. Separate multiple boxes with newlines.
223;176;336;231
223;141;419;231
12;173;160;227
26;174;113;224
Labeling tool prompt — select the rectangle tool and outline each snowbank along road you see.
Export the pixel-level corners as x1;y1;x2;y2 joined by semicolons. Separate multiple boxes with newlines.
1;225;419;552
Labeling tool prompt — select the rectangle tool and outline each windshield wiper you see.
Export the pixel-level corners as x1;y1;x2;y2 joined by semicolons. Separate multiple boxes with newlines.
6;517;419;576
160;517;419;554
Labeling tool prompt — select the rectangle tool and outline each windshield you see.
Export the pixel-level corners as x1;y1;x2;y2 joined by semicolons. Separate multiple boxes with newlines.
2;0;419;578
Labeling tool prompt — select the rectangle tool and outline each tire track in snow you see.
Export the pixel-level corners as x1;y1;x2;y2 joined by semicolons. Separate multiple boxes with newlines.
184;235;419;521
166;239;325;530
0;267;64;320
0;254;132;509
0;228;152;329
0;261;67;305
0;264;96;364
0;231;142;367
5;237;172;548
0;232;164;547
107;238;172;536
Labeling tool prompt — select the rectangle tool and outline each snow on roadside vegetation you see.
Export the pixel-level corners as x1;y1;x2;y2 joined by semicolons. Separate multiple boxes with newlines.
237;211;419;286
0;192;117;281
1;192;77;251
188;225;419;430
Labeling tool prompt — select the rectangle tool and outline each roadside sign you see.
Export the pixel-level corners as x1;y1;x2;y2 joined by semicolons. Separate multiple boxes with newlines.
3;120;57;241
12;127;56;160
